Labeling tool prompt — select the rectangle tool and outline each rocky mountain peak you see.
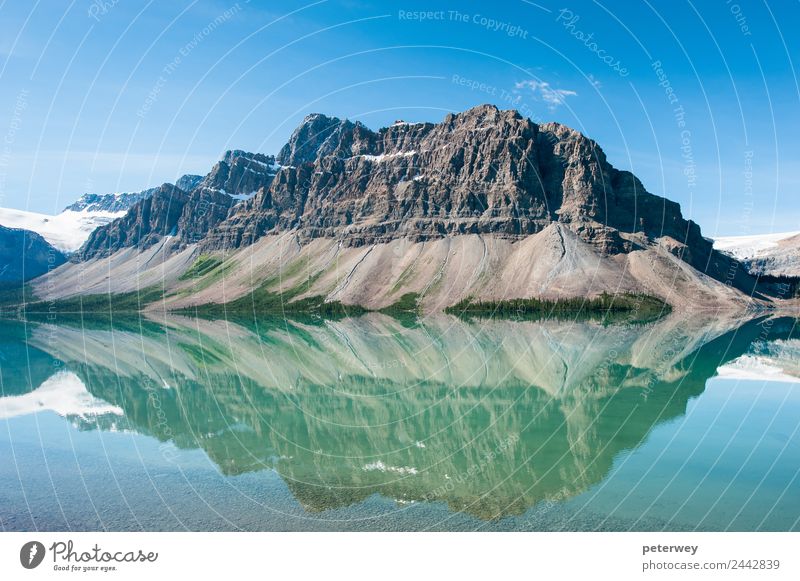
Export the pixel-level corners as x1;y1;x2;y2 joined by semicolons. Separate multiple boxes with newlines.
175;174;204;193
276;113;348;166
445;103;504;123
64;191;153;214
196;106;768;297
76;151;281;259
198;150;279;200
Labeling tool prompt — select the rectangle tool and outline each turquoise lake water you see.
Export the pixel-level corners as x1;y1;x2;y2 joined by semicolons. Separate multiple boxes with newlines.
1;313;798;531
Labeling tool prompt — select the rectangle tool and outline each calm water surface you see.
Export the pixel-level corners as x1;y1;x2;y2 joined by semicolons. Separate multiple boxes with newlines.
1;313;798;531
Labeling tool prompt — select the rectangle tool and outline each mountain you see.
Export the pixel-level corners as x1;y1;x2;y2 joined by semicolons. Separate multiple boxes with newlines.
175;174;204;194
31;105;795;311
77;151;281;260
0;224;66;283
194;150;280;201
0;173;204;253
77;184;190;260
64;175;203;213
64;192;155;214
715;231;800;279
209;107;708;251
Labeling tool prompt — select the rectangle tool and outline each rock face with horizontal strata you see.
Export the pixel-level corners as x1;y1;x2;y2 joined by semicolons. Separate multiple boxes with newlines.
203;106;697;251
198;105;761;296
195;150;279;199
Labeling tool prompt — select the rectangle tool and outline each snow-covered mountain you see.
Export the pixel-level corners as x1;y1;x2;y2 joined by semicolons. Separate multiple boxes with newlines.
0;206;126;253
714;231;800;259
64;191;155;213
714;231;800;278
0;174;203;253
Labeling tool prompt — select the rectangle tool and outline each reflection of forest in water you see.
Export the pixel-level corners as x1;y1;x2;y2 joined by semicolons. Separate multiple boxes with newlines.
2;312;798;520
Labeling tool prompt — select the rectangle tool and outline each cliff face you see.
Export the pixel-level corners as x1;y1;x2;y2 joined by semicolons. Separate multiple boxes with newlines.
0;225;66;282
195;150;279;199
174;150;280;246
78;184;189;260
206;106;704;253
78;151;279;259
71;105;726;262
175;174;204;194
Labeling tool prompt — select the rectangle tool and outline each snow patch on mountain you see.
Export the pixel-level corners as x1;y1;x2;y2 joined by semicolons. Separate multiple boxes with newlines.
228;191;258;201
357;150;417;162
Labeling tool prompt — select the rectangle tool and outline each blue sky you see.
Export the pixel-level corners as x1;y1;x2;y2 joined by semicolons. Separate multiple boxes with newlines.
0;0;797;236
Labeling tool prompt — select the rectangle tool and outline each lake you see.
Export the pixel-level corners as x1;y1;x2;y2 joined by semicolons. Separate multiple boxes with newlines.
1;312;798;531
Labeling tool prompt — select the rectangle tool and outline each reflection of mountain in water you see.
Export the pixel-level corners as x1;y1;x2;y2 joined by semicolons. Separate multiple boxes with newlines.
7;313;798;519
718;334;800;383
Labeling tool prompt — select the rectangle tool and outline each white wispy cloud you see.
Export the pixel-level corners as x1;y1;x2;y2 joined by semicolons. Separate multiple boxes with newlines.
514;80;577;108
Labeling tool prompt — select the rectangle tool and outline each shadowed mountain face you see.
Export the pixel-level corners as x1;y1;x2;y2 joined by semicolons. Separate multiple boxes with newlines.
0;224;66;282
77;183;190;260
13;312;796;520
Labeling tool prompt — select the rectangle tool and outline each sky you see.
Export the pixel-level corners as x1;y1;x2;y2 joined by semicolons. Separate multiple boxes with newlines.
0;0;797;236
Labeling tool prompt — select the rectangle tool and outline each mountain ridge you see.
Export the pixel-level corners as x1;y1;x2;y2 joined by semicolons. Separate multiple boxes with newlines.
77;151;282;259
63;174;202;213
